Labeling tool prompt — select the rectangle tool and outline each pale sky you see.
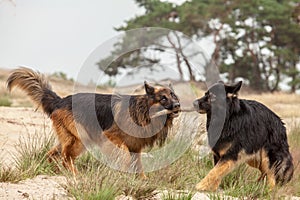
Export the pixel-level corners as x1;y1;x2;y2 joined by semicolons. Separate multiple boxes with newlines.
0;0;144;80
0;0;215;86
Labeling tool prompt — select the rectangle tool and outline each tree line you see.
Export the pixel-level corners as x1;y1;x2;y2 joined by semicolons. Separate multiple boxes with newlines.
97;0;300;92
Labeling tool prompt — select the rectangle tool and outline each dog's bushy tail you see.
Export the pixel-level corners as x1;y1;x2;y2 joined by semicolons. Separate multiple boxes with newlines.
7;67;61;116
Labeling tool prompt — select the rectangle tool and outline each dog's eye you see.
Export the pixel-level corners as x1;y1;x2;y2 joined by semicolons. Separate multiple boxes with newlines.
160;96;167;102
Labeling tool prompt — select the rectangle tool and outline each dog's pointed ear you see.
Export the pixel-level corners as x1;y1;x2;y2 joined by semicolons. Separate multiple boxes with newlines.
169;82;174;92
144;81;155;95
225;81;242;94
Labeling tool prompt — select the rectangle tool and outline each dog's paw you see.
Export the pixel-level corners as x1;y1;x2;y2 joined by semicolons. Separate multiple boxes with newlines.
195;181;210;191
195;179;219;191
140;173;148;180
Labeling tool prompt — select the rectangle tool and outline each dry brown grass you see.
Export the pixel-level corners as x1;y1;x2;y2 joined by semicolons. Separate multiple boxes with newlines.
241;92;300;118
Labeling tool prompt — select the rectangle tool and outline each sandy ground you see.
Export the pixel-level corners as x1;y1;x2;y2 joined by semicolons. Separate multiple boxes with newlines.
0;175;73;200
0;107;52;166
0;107;71;200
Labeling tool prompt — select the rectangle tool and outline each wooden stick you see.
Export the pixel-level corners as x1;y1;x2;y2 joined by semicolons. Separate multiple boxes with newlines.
181;107;196;112
150;109;173;119
150;107;196;119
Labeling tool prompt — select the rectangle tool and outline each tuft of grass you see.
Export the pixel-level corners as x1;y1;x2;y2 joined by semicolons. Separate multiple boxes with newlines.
0;166;20;183
67;153;119;200
0;143;19;182
0;129;56;183
282;122;300;197
220;164;271;199
13;131;57;179
161;190;193;200
162;193;193;200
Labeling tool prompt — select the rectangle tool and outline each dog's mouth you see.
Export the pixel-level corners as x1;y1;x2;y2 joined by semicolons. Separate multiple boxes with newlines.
170;109;180;117
194;106;207;114
198;109;207;114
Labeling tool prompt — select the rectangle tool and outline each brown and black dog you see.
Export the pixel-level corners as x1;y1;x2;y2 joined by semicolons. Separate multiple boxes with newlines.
193;81;293;191
7;67;181;177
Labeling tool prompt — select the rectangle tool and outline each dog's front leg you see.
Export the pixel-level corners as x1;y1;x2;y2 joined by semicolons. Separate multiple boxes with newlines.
103;132;132;172
131;152;147;179
196;159;236;191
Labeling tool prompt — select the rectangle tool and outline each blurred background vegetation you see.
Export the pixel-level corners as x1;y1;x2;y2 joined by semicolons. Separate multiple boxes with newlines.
97;0;300;93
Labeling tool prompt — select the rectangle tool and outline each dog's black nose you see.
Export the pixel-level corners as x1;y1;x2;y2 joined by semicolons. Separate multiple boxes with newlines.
173;102;180;109
193;100;198;108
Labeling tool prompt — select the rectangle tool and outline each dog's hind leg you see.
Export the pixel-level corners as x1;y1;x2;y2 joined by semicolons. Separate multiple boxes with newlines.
61;135;84;175
246;150;267;182
48;114;67;171
60;122;84;175
47;144;61;162
260;149;278;188
196;159;236;191
267;155;294;188
46;144;62;173
51;110;84;175
245;149;276;187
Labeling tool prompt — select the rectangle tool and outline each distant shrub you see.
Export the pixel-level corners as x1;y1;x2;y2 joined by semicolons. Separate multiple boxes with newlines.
0;96;12;107
51;71;74;82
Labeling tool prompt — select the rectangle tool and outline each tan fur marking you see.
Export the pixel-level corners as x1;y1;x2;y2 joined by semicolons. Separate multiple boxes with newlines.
218;143;232;157
196;160;236;191
196;150;266;191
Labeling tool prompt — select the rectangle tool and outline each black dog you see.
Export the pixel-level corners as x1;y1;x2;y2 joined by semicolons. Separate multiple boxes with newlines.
193;81;293;191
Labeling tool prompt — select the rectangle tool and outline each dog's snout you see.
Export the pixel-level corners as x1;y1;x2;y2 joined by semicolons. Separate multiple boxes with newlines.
173;102;180;109
193;100;198;108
